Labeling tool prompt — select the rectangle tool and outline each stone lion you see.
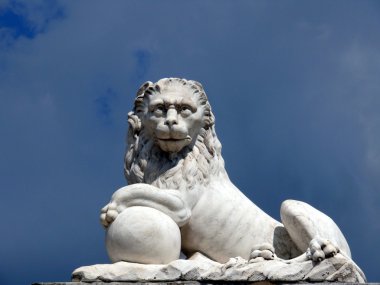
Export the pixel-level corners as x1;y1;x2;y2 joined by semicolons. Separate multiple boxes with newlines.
100;78;351;265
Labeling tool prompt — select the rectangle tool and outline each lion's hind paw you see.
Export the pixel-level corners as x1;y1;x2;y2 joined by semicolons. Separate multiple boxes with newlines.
249;243;276;262
308;237;340;262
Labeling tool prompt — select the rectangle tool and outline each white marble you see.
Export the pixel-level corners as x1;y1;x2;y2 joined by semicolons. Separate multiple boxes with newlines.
76;78;365;282
72;252;366;283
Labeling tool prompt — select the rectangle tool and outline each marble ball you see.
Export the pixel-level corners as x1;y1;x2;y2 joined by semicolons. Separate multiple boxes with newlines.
106;206;181;264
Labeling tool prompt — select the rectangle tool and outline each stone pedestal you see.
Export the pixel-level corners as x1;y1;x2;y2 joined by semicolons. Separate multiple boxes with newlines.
32;281;380;285
70;253;365;284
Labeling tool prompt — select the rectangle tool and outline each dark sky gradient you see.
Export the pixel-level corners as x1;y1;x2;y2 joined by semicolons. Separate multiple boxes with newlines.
1;1;379;284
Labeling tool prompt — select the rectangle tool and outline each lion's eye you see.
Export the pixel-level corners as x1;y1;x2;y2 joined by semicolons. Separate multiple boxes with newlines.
180;105;192;115
157;105;164;111
150;104;165;116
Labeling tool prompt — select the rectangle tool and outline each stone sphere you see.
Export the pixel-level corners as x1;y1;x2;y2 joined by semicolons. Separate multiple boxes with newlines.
106;206;181;264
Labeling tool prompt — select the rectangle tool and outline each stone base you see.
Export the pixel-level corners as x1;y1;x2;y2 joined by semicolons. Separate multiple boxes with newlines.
71;253;366;284
32;281;380;285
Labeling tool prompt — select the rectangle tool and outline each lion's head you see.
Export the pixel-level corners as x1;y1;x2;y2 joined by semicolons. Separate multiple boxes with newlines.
124;78;226;190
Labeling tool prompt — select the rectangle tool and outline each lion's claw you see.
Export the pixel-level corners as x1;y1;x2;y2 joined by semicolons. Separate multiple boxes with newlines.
100;202;119;228
100;213;107;227
308;237;340;262
249;243;276;262
250;249;275;260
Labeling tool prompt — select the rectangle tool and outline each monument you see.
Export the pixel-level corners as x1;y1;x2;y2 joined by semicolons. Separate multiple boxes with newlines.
72;78;366;283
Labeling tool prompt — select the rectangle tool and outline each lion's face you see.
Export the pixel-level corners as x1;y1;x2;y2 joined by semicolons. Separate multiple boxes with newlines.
142;85;205;153
125;78;225;188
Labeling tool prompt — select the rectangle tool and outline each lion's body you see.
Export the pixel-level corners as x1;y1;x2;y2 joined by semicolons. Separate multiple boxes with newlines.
181;179;286;262
101;78;351;264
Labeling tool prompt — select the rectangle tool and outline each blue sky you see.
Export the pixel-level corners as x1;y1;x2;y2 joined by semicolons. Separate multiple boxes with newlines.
1;0;380;283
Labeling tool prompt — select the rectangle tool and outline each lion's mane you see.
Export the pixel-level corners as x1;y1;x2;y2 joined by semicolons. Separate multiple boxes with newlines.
124;78;227;191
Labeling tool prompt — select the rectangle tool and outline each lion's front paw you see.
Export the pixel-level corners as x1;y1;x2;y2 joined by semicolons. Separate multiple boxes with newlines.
249;243;276;262
308;237;340;262
100;202;120;228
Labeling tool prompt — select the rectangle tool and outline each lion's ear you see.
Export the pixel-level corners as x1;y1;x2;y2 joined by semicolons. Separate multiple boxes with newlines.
134;81;154;116
137;81;153;97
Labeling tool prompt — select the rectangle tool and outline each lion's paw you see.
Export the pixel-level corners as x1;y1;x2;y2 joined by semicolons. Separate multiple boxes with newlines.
100;202;119;228
249;243;276;262
308;237;340;262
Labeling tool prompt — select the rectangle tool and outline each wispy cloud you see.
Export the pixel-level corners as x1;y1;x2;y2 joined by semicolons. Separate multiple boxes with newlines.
338;43;380;169
94;88;118;125
0;0;65;48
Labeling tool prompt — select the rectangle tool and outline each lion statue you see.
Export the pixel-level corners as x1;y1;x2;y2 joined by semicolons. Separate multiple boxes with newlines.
100;78;351;265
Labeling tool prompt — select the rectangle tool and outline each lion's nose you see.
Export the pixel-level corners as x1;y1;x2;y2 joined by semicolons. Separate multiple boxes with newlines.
165;108;178;127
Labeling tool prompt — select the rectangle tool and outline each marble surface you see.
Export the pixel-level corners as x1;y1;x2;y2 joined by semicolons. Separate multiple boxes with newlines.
74;78;365;282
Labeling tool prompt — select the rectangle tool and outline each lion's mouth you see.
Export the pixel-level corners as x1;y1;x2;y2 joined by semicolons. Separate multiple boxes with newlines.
155;135;192;153
156;136;191;142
